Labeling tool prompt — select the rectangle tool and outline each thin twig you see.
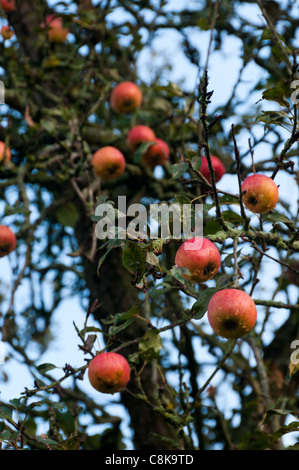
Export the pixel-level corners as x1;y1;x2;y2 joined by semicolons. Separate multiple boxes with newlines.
231;124;251;230
199;72;228;231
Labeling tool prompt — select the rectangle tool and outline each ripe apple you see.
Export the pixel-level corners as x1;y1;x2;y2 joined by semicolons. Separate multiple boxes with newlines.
91;146;126;181
88;352;131;394
241;174;279;214
141;138;170;167
200;155;226;183
207;288;257;339
0;0;16;12
0;225;17;257
0;141;11;164
175;236;221;283
110;81;143;114
1;25;13;40
41;14;69;43
126;125;156;152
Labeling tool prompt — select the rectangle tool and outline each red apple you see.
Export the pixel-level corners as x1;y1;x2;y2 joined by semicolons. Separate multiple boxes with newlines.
110;81;142;114
200;155;226;183
207;288;257;339
126;125;156;152
142;138;170;167
241;174;279;214
0;0;16;12
1;25;13;40
91;146;126;181
41;14;69;43
0;141;11;164
175;236;221;283
0;225;17;257
88;352;131;394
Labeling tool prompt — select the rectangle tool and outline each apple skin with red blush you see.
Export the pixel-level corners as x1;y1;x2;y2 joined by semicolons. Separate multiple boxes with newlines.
88;352;131;394
207;289;257;339
241;174;279;214
200;155;226;183
175;237;221;283
0;225;17;258
126;125;156;152
142;138;170;167
110;82;143;114
91;146;126;181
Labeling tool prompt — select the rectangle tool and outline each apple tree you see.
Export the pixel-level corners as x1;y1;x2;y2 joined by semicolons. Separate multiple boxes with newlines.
0;0;298;451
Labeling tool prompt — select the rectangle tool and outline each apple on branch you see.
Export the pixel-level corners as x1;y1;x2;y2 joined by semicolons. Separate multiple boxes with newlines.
110;81;143;114
88;352;131;394
200;155;226;183
0;141;12;164
0;0;16;12
241;174;279;214
126;125;156;152
175;236;221;283
141;138;170;167
207;288;257;339
40;14;69;44
91;146;126;181
0;225;17;257
1;25;14;40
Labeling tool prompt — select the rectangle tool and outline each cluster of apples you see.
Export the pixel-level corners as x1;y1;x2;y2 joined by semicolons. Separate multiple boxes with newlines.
0;4;279;391
174;173;279;339
0;1;69;43
87;83;281;392
175;236;257;340
91;81;170;181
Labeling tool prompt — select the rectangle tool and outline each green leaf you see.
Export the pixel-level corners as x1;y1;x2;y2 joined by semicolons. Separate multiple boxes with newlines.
40;118;57;135
105;305;140;335
97;238;123;273
261;408;294;426
222;249;243;268
204;219;222;236
191;288;218;319
122;242;146;276
108;318;134;336
197;18;210;31
270;421;299;445
262;87;290;108
133;141;154;163
9;398;23;410
174;194;192;205
0;406;13;421
37;363;57;375
169;265;190;284
190;156;202;171
55;201;80;228
146;251;160;266
38;436;59;446
169;162;189;179
218;194;240;205
222;210;243;226
264;211;293;226
0;430;11;441
139;330;162;361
